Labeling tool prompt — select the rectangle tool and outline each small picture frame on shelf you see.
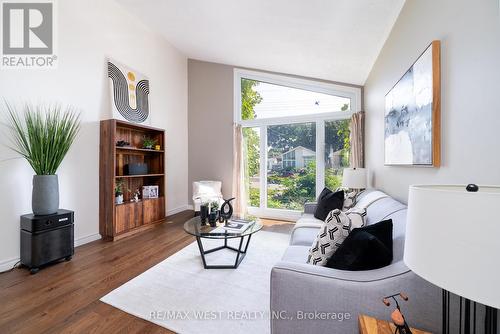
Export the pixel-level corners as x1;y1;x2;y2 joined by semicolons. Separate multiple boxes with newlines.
149;186;159;198
142;185;159;199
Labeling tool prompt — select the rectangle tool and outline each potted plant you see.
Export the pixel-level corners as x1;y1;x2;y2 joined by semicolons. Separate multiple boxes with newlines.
131;188;141;202
210;201;219;213
5;103;80;215
142;136;157;150
115;180;124;204
208;201;219;227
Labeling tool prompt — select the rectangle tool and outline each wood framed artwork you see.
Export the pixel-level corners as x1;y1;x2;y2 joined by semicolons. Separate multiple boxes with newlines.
384;40;441;167
108;59;151;125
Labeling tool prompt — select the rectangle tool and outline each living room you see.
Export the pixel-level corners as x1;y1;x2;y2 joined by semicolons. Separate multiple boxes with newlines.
0;0;499;333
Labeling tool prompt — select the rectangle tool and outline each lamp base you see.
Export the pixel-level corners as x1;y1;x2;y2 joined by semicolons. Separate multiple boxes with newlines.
443;290;498;334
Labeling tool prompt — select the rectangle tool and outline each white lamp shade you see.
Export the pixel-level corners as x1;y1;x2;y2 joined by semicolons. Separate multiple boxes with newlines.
404;185;500;309
342;168;367;189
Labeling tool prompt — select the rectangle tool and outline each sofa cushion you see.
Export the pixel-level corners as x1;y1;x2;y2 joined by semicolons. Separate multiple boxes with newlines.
307;209;351;266
290;214;323;246
362;196;406;226
314;188;344;221
296;214;323;226
290;225;322;246
355;189;389;209
385;209;407;262
326;219;393;271
290;189;408;266
281;245;311;263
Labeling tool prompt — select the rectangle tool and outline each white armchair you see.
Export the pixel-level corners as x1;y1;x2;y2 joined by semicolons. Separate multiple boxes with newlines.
192;181;224;213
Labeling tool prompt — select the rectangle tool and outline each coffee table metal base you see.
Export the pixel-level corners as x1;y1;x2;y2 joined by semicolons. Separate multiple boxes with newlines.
195;235;252;269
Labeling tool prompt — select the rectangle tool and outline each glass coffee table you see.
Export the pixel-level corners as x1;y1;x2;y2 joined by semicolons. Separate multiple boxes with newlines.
183;216;262;269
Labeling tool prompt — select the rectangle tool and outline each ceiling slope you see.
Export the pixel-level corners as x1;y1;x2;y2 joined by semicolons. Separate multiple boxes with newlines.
117;0;405;85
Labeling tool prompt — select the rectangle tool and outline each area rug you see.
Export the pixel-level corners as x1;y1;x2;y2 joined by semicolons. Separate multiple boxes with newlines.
100;230;290;334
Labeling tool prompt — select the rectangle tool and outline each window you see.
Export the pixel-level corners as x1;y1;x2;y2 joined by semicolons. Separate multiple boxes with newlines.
235;69;361;220
241;79;351;120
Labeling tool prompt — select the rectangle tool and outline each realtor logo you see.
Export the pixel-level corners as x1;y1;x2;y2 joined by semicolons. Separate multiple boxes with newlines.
1;0;57;68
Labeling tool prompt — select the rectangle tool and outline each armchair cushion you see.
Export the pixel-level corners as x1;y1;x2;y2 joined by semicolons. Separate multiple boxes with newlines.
192;181;222;199
192;181;223;211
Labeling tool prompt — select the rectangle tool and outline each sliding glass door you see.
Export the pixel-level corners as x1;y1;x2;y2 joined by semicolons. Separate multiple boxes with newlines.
242;127;260;207
324;120;351;190
267;123;316;210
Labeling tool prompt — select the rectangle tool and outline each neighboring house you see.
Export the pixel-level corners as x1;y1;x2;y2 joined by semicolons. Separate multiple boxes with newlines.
280;146;316;169
267;157;280;170
327;146;345;169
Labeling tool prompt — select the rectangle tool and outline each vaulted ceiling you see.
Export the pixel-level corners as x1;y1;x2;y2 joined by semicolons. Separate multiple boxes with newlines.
117;0;406;85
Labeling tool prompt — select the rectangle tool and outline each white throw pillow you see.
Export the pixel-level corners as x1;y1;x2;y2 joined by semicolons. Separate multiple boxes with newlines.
307;207;367;266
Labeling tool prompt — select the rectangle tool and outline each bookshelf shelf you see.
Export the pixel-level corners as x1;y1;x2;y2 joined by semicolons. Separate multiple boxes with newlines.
116;174;165;178
116;146;165;153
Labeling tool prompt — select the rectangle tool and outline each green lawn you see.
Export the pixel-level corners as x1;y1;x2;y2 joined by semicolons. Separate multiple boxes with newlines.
247;166;343;210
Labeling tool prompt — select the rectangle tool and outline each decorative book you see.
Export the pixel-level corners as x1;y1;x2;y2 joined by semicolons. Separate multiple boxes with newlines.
223;219;255;232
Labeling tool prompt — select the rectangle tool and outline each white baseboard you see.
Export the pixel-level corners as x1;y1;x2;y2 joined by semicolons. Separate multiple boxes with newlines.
0;232;102;272
74;233;102;247
167;204;192;216
247;207;301;222
0;257;20;272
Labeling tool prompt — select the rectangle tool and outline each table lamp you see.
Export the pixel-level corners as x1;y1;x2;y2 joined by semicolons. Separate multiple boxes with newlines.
342;167;367;190
404;184;500;334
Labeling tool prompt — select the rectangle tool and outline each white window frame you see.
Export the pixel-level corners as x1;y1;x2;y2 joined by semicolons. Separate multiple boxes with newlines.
234;69;362;221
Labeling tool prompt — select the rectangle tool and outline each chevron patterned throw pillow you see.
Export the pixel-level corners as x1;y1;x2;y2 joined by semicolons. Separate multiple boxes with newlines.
307;207;367;266
343;191;358;210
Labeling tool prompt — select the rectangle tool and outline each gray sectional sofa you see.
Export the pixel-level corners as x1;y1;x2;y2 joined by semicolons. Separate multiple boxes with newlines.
270;189;441;334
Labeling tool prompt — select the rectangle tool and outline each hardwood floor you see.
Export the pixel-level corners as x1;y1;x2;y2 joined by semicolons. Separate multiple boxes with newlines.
0;211;292;334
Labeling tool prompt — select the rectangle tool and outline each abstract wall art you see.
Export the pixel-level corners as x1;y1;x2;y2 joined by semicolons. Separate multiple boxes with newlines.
384;41;441;166
108;60;150;124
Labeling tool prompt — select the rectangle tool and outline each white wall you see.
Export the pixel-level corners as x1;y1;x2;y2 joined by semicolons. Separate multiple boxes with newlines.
0;0;189;270
364;0;500;203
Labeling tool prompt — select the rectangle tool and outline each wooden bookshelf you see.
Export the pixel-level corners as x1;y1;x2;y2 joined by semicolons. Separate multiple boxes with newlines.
99;119;166;241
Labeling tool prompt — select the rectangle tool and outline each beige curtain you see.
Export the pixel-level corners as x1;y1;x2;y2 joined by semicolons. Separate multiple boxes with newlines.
349;111;365;168
232;124;247;216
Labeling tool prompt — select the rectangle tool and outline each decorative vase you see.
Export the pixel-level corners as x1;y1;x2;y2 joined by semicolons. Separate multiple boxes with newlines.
115;194;124;204
209;211;218;227
200;204;209;225
32;175;59;215
219;197;235;223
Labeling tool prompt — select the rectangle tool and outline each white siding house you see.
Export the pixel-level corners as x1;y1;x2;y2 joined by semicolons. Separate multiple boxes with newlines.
280;146;316;169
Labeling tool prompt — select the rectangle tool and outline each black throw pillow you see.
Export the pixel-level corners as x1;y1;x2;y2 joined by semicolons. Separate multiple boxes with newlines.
314;188;344;221
326;219;393;271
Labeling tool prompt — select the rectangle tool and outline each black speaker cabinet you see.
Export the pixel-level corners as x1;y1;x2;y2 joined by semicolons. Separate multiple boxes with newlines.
20;210;74;274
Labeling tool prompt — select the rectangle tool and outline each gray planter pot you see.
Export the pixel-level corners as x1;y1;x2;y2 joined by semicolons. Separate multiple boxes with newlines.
32;175;59;215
